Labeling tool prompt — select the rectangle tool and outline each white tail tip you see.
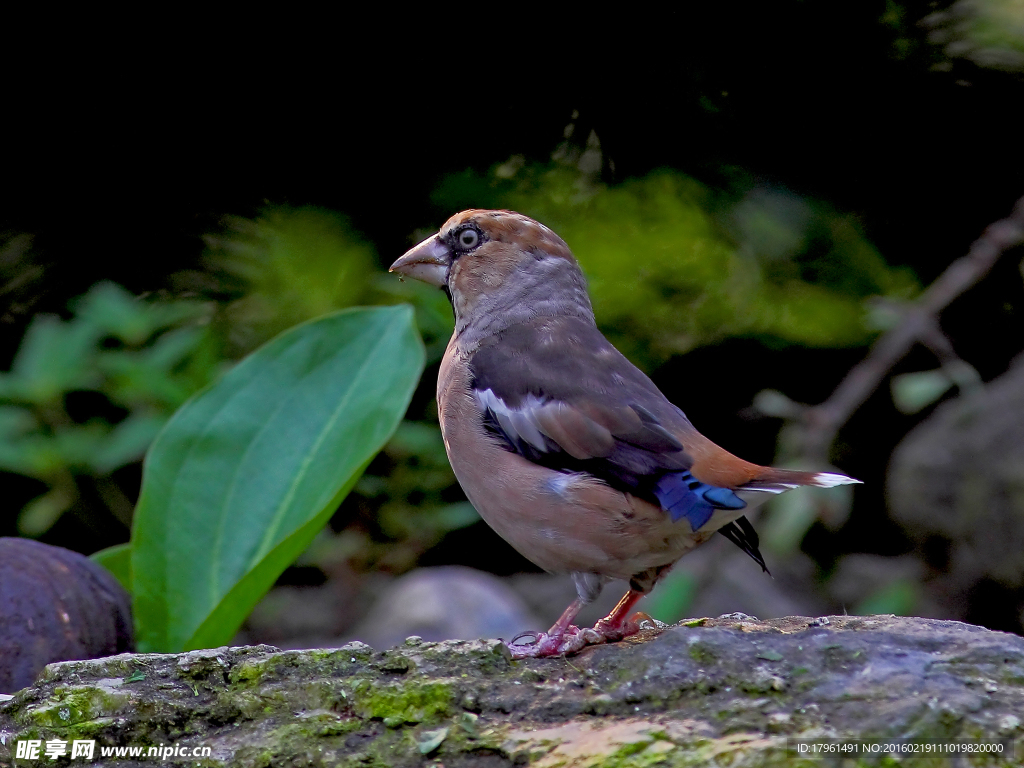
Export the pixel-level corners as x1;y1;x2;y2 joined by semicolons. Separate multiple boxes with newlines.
812;472;862;487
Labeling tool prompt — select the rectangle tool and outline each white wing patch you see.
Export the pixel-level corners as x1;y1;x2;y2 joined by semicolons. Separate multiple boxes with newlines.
474;388;619;460
474;388;551;453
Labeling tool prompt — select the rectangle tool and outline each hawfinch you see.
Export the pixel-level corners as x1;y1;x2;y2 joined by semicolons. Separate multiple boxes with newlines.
390;209;858;658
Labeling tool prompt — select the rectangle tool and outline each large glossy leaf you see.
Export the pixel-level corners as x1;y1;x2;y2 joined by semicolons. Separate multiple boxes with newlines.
131;306;424;651
891;369;954;414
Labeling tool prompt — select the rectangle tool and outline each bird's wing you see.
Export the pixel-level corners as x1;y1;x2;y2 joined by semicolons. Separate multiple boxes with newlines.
468;316;751;532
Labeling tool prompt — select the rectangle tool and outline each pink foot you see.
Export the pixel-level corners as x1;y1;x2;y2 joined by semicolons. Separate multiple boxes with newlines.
592;612;643;642
506;614;645;659
506;625;586;658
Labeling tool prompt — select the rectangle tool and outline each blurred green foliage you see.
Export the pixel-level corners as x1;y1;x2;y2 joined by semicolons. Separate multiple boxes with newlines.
290;421;482;578
891;370;958;414
923;0;1024;72
344;422;479;573
367;423;479;547
762;482;858;557
0;282;218;535
372;273;455;365
194;205;455;363
644;568;699;624
434;156;917;368
855;579;920;617
200;207;378;355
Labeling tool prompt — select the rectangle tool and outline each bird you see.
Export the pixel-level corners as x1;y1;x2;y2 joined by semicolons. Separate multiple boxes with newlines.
390;209;859;658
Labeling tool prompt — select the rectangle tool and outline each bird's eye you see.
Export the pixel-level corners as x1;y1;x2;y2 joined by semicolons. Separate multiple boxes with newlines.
457;228;479;249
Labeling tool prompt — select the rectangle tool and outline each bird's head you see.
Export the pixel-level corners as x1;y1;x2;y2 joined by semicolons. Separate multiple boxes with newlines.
390;210;595;341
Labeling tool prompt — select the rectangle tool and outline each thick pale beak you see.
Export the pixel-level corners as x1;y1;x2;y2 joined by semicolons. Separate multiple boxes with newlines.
389;234;450;288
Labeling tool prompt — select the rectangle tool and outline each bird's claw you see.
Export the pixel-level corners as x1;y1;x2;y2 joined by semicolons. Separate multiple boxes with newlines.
507;625;584;658
593;612;644;642
510;630;543;646
506;615;645;659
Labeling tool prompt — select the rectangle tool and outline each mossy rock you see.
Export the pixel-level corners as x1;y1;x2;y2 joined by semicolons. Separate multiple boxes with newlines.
1;616;1023;766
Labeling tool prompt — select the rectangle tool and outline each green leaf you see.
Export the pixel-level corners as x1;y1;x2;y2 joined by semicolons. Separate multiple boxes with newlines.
17;484;77;536
0;405;37;435
91;543;132;592
386;420;449;463
75;281;205;345
0;432;61;478
429;502;481;531
130;306;424;652
891;370;954;414
1;314;101;403
98;328;214;410
52;423;115;469
0;407;47;477
417;727;448;755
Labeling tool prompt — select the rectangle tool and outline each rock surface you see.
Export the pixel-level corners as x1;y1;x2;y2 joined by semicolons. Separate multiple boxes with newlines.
2;615;1023;766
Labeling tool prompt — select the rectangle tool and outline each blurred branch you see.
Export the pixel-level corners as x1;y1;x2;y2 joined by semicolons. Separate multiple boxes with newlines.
776;196;1024;462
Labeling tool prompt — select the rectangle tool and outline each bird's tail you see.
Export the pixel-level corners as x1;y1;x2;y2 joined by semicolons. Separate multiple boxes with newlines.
739;467;861;495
